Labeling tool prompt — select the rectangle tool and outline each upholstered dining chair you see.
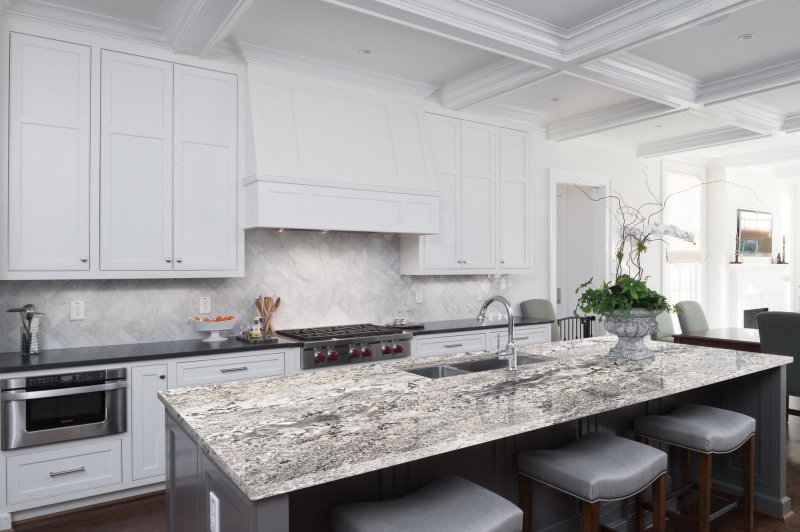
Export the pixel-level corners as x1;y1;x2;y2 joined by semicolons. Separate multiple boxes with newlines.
519;299;560;342
675;301;709;334
651;312;675;343
758;311;800;417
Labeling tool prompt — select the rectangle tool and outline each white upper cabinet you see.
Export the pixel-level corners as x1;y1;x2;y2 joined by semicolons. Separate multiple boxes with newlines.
173;65;238;271
101;51;173;271
8;33;91;271
401;115;530;275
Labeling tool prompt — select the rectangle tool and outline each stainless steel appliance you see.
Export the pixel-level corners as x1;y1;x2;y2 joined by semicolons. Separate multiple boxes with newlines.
1;368;127;450
277;324;412;369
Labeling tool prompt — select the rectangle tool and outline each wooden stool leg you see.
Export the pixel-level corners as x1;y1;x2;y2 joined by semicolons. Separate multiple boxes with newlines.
743;435;755;532
635;488;645;531
519;474;533;532
652;473;667;532
581;500;600;532
698;452;712;532
680;447;691;513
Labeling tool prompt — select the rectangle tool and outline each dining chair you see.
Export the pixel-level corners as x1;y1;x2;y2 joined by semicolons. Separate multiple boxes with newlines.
651;312;675;343
757;311;800;417
520;299;560;342
675;301;709;334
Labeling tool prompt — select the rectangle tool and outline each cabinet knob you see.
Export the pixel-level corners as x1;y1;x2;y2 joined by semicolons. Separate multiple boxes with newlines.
176;258;182;263
165;257;172;263
80;257;88;263
159;375;166;380
500;260;505;264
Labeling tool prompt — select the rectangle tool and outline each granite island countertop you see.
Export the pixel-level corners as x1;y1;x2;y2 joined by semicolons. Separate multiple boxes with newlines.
158;338;792;502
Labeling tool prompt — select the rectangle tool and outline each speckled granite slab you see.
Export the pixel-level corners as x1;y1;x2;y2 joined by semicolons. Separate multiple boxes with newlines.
158;337;791;502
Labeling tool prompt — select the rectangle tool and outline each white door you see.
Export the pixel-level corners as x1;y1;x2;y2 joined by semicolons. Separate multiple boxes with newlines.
8;34;91;271
498;128;530;270
100;51;173;270
423;115;461;269
172;66;238;271
460;121;496;269
131;364;168;481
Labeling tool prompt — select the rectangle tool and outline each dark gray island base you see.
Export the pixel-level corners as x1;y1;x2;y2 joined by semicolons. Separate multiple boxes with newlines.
160;338;792;531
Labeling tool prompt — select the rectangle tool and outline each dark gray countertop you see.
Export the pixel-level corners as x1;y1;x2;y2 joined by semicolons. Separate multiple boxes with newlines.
408;316;553;335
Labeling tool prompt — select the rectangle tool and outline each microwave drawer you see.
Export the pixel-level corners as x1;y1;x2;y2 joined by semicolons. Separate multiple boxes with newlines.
176;351;285;387
6;439;122;505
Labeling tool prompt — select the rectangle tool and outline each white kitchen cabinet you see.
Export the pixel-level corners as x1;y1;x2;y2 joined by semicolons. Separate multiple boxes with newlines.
131;364;168;481
175;351;285;387
487;324;550;350
400;115;530;275
7;33;91;271
412;331;489;358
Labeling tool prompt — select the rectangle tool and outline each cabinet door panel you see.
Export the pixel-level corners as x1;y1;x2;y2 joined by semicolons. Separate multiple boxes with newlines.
460;122;496;269
422;115;461;269
498;128;530;270
8;34;90;271
100;51;173;270
173;66;238;271
132;364;168;481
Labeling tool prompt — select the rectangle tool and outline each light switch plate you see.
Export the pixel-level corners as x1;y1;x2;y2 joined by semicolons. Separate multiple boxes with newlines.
70;301;84;321
414;289;423;304
199;296;212;314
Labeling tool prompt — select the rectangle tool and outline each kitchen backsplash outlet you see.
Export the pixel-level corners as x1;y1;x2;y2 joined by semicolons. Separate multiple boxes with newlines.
0;230;509;352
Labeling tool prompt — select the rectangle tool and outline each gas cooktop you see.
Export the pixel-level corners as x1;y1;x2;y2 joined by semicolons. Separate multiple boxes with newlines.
277;324;403;342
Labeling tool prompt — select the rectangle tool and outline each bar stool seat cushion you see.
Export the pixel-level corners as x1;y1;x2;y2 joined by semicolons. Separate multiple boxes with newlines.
330;475;522;532
517;433;667;503
634;404;755;453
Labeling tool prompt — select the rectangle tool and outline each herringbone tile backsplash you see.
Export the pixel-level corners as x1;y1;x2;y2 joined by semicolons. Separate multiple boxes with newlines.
0;230;508;352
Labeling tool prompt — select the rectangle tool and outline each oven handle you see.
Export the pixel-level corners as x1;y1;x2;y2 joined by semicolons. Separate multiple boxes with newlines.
0;381;127;401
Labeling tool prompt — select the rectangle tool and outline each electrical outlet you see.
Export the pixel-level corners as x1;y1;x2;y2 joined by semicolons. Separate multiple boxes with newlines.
199;296;212;314
209;491;220;532
70;301;84;321
414;289;423;304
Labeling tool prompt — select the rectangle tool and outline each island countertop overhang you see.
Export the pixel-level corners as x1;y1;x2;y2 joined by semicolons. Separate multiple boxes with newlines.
159;338;792;502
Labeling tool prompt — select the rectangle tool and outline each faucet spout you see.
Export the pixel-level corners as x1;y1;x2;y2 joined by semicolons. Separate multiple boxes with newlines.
476;295;517;370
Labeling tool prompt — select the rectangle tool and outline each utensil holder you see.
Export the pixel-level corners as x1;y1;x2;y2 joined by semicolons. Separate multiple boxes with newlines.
20;325;43;354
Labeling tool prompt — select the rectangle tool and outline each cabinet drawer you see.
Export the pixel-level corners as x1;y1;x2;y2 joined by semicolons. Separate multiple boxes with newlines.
413;332;487;358
490;325;550;348
6;440;122;505
176;352;285;387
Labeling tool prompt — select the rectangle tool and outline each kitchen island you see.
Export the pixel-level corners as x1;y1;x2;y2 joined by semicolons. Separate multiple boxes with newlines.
159;338;792;531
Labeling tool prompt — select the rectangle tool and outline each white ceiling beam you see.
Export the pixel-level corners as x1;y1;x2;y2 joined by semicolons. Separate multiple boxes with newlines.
782;112;800;133
164;0;255;56
548;100;681;141
436;59;553;109
637;126;765;158
697;57;800;104
714;145;800;168
699;100;785;135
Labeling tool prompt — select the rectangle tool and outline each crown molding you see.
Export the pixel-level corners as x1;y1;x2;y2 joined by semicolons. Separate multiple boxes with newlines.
700;99;785;134
238;42;437;100
464;101;547;132
782;112;800;133
579;52;697;105
547;99;679;141
436;58;552;109
698;57;800;104
164;0;255;56
637;126;765;158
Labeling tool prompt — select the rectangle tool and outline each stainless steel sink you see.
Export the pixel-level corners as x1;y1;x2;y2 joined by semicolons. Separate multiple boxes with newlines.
405;355;553;379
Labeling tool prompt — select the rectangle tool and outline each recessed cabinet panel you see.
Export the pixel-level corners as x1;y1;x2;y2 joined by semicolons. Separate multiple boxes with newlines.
100;51;173;271
173;66;238;271
8;34;90;271
423;115;461;269
499;128;530;270
132;364;168;481
460;122;496;270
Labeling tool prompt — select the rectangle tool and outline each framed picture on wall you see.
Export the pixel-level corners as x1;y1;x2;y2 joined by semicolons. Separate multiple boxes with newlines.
737;209;772;257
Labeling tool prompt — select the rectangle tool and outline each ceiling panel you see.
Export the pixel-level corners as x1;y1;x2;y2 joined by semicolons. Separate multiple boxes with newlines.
591;111;730;145
487;0;640;31
745;84;800;115
42;0;166;25
233;0;501;86
489;73;638;122
631;0;800;82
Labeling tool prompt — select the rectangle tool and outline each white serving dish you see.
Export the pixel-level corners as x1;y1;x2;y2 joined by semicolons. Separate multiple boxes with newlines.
190;316;238;342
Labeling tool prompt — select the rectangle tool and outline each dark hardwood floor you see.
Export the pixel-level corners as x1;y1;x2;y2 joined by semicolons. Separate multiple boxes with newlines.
12;415;800;531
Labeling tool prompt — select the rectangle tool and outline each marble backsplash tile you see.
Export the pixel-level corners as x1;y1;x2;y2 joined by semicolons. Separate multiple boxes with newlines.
0;230;507;352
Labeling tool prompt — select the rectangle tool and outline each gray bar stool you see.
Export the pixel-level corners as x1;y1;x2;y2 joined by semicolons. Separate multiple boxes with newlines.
634;404;756;532
517;433;667;531
331;475;523;532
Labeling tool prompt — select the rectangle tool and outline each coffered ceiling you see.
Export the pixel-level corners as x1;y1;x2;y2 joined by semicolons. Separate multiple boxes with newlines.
4;0;799;174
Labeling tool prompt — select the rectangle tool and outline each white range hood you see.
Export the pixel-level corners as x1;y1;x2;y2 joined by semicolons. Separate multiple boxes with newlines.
243;62;440;234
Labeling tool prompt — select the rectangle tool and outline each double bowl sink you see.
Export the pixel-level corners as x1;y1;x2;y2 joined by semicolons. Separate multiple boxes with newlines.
406;355;554;379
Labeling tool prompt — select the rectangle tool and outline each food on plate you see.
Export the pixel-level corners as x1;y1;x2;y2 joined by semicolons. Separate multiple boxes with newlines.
191;315;236;322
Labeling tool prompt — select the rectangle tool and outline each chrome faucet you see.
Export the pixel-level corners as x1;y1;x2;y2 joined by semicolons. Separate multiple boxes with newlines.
476;295;517;370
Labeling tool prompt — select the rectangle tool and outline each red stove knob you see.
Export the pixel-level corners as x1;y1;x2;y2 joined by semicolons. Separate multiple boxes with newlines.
393;344;404;354
314;350;327;363
362;346;373;357
349;347;361;358
328;350;339;362
381;344;393;355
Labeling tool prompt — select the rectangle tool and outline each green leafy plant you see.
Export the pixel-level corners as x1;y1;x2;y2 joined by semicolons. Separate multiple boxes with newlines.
576;275;671;317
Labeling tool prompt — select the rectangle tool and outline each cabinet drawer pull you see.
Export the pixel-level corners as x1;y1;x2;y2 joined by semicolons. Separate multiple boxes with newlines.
513;336;529;341
159;375;166;380
165;257;172;263
443;343;463;348
220;366;248;373
49;466;85;477
176;258;182;263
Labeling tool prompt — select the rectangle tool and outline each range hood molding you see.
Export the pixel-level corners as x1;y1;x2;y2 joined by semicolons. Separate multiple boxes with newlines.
244;63;440;234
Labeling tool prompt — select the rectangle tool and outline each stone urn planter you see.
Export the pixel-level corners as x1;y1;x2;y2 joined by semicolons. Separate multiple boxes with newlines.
602;308;660;360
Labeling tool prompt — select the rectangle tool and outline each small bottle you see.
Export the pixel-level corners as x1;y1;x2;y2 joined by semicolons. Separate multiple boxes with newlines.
250;317;263;339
